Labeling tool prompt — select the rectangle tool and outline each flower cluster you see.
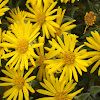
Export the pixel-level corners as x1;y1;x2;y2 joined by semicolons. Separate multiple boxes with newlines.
0;0;99;100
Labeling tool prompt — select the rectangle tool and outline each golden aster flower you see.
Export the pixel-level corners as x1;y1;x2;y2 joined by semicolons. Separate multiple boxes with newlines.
59;0;79;4
45;34;89;82
84;31;100;76
34;36;60;81
0;66;36;100
0;21;44;70
0;0;9;17
53;6;76;38
83;11;96;34
36;74;84;100
25;0;59;39
6;7;26;24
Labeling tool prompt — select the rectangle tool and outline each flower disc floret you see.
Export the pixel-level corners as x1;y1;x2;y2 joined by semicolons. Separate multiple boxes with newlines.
63;51;75;65
55;92;67;100
84;11;96;26
15;77;25;89
17;39;29;53
36;12;46;24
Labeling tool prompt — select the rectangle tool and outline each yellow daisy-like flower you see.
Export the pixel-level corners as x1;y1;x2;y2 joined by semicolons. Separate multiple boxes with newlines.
0;0;9;17
25;0;59;39
0;66;36;100
45;34;89;82
59;0;79;4
6;7;26;24
34;36;60;81
0;21;43;70
84;31;100;76
83;11;96;34
36;74;84;100
54;6;76;38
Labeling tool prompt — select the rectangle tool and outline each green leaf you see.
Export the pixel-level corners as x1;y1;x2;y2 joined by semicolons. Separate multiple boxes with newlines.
87;0;95;12
88;95;93;100
29;97;34;100
62;16;74;23
74;93;90;100
90;86;100;97
71;7;79;18
30;80;41;89
8;0;13;8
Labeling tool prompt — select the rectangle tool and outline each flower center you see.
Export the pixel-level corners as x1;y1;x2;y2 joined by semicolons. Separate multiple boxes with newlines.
36;56;46;68
55;92;67;100
37;12;46;24
17;39;29;53
84;11;96;26
63;51;75;65
55;28;61;37
15;77;25;89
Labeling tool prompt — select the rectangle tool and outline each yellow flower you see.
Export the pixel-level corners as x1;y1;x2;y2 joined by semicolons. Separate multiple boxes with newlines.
36;74;84;100
84;31;100;76
0;66;36;100
83;11;96;34
59;0;79;4
54;6;76;38
34;36;60;81
0;21;44;70
25;0;59;39
0;0;9;17
6;7;26;24
45;34;89;82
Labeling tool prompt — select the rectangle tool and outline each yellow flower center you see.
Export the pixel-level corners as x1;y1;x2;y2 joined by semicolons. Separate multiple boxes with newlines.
36;56;46;68
55;28;61;37
17;39;29;53
84;11;96;26
55;92;67;100
15;77;25;89
37;12;46;24
63;51;75;65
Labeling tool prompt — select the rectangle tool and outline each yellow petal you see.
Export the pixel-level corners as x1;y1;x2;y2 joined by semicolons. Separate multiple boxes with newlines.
25;83;35;93
25;76;36;82
18;89;23;100
23;86;29;100
37;89;55;96
90;60;100;73
24;67;34;79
